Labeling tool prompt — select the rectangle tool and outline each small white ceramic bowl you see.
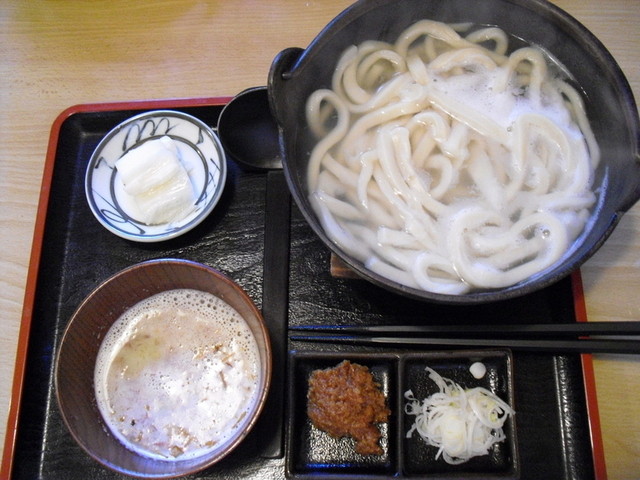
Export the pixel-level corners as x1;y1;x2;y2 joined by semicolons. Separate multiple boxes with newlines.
85;110;227;242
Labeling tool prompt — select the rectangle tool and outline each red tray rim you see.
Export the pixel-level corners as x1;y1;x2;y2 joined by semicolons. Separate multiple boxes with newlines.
0;96;230;479
0;96;607;480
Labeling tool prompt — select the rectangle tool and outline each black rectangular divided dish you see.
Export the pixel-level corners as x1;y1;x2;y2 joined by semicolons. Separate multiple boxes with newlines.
287;350;518;479
288;353;398;477
402;352;516;477
7;99;602;479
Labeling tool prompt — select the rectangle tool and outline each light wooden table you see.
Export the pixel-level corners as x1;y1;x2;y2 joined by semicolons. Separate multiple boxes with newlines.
1;1;638;478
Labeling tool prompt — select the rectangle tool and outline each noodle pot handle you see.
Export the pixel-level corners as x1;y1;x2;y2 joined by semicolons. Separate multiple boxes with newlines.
268;47;304;129
619;150;640;213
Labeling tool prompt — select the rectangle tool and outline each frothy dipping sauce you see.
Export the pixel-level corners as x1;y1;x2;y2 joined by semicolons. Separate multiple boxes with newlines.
94;289;261;461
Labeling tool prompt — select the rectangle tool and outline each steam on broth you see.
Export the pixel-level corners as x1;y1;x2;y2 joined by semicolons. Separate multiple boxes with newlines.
306;20;599;294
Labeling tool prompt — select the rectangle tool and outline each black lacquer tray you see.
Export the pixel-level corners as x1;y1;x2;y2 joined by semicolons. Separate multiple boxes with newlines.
2;98;605;479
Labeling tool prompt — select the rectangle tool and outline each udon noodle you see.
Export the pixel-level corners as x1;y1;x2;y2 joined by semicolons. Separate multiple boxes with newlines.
306;20;599;294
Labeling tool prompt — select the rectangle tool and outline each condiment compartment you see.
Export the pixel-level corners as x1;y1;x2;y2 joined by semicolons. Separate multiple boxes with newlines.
286;350;518;479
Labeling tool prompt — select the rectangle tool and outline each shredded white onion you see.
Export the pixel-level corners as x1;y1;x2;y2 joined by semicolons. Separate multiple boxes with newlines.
405;367;514;464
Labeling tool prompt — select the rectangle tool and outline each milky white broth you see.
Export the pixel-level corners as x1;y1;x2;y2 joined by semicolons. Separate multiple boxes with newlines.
305;20;599;295
94;289;261;461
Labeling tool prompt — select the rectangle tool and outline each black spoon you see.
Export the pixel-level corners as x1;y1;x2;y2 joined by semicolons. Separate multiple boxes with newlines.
217;86;289;459
217;86;282;171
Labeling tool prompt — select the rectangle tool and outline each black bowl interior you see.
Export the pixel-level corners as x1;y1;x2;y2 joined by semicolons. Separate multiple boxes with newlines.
268;0;640;304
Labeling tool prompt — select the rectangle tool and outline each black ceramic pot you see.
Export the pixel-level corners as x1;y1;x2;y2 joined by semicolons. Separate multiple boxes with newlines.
268;0;640;304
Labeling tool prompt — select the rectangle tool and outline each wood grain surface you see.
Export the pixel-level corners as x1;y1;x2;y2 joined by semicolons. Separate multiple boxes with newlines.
1;1;638;478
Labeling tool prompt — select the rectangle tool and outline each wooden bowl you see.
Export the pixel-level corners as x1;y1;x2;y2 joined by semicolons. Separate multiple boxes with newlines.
54;259;271;478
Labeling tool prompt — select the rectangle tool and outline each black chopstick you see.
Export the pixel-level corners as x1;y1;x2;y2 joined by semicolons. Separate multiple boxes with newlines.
290;321;640;337
256;170;291;459
290;333;640;355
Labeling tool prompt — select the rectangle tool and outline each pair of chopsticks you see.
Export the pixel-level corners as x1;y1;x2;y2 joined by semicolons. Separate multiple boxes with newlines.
290;322;640;354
